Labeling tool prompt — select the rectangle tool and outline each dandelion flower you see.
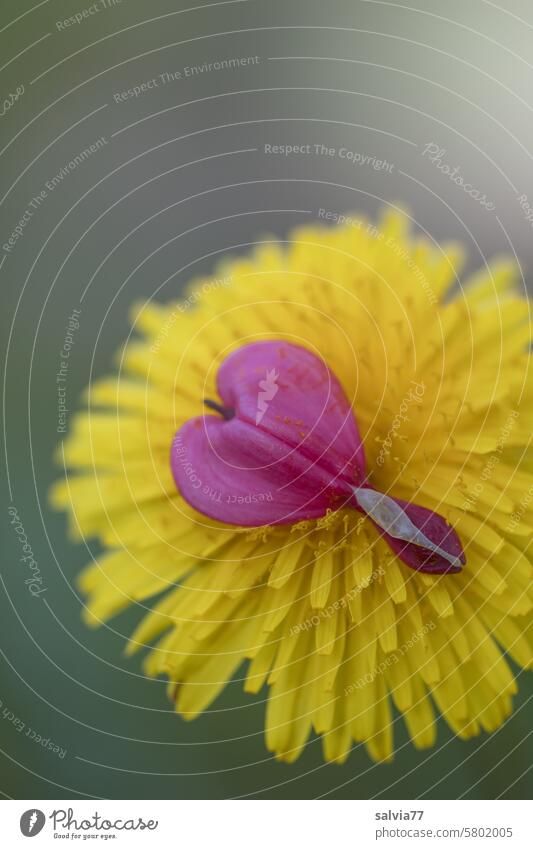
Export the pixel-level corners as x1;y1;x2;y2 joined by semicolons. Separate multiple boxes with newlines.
51;210;533;763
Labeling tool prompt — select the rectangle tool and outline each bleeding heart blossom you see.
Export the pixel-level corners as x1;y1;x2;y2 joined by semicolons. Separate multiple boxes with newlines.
171;340;465;574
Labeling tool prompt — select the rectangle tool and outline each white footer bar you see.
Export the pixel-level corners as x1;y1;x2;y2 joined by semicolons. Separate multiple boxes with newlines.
1;799;528;847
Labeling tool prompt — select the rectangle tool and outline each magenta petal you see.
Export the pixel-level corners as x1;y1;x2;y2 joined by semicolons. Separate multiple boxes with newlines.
216;341;366;485
385;498;465;574
171;416;354;526
353;487;465;574
171;340;365;524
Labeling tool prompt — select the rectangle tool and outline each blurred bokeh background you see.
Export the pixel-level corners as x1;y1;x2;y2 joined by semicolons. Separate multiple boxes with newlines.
1;0;532;799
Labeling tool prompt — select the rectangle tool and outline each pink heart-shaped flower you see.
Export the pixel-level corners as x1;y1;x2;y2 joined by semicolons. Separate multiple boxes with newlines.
171;341;465;574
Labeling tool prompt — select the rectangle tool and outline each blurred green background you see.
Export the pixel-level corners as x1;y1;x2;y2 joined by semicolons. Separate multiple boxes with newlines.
1;0;532;799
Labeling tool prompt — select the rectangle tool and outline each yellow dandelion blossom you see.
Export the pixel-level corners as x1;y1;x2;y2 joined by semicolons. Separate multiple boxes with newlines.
51;210;533;764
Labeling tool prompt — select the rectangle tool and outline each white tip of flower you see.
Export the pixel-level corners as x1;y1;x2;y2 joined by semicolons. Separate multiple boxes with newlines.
352;486;462;569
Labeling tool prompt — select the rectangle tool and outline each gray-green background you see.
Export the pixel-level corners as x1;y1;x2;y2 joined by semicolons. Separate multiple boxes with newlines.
1;0;532;799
